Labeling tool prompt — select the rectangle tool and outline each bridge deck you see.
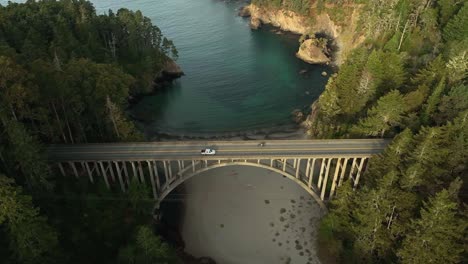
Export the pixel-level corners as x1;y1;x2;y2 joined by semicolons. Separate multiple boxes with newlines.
48;139;391;161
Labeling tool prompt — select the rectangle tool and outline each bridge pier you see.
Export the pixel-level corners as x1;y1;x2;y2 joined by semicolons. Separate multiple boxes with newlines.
53;155;373;204
114;161;125;192
98;162;110;188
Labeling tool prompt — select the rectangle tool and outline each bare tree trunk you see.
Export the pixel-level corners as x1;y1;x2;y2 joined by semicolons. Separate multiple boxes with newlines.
395;13;401;33
61;97;74;144
78;121;88;143
398;19;409;51
51;102;67;143
106;96;121;139
0;148;6;168
109;33;117;60
387;205;396;229
9;103;18;121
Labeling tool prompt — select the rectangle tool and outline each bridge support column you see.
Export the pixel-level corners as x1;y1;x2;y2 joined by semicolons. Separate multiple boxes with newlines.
168;161;173;180
153;161;161;190
305;158;311;178
58;162;66;177
295;159;301;178
349;158;357;181
163;161;169;183
137;161;145;184
177;160;182;172
146;161;157;199
293;159;297;168
318;158;326;188
330;158;342;198
93;162;101;177
83;162;94;183
308;158;316;188
320;158;333;200
122;162;130;185
282;159;287;172
338;158;349;187
113;161;125;192
131;162;137;181
69;162;79;178
354;158;367;189
98;161;110;189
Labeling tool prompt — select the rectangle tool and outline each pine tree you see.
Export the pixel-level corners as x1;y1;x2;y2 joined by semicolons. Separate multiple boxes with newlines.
352;171;417;263
434;84;468;124
443;2;468;42
118;226;181;264
0;175;59;264
364;129;414;187
437;0;463;26
351;90;407;137
421;77;446;125
397;182;466;264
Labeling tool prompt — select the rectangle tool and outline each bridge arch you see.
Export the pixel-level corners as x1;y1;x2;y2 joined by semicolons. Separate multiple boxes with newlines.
156;161;327;211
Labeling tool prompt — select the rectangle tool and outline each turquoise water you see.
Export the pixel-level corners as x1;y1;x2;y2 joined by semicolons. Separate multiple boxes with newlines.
1;0;329;136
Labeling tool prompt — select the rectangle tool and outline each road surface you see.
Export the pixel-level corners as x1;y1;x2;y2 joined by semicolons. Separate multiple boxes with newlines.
47;139;391;161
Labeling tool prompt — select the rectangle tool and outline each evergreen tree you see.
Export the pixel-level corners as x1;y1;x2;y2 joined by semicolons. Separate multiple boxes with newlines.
0;175;59;264
397;182;466;264
443;2;468;42
118;226;181;264
351;90;407;137
437;0;463;26
421;77;446;125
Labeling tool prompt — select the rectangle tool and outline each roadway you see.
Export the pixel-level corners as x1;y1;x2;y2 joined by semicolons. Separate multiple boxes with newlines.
47;139;391;161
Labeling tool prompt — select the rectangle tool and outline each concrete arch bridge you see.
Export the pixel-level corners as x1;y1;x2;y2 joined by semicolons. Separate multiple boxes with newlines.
48;139;390;211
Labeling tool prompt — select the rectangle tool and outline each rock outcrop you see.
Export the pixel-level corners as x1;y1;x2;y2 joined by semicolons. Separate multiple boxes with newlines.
245;3;365;65
250;17;261;29
247;4;310;34
296;39;330;64
153;59;184;90
238;5;251;17
128;59;184;105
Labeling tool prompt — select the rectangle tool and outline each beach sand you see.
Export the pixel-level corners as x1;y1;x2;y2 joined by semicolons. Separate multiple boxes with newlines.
180;165;324;264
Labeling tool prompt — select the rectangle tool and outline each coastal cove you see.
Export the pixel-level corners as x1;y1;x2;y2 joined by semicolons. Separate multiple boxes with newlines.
0;0;331;138
95;0;331;138
99;1;329;263
0;0;331;263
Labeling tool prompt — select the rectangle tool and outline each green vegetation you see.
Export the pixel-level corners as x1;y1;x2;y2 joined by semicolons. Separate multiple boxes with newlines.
309;0;468;263
252;0;312;15
0;0;466;263
0;0;181;263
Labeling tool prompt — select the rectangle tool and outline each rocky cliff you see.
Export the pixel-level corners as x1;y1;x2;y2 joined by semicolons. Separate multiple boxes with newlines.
243;3;364;65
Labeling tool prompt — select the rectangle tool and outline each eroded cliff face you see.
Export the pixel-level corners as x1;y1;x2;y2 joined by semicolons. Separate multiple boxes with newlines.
296;38;330;64
246;3;364;65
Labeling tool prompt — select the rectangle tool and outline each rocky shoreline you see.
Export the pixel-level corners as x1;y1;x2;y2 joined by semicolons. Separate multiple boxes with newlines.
238;3;364;65
128;58;184;105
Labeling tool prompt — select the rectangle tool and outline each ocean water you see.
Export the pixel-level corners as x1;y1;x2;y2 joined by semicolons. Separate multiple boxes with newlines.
0;0;328;136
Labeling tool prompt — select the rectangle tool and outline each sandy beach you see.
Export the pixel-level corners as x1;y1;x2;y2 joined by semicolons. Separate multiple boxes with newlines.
180;165;325;264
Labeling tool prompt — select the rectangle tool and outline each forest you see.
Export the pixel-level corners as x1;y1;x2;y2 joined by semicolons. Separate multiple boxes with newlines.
0;0;182;263
306;0;467;263
0;0;466;263
253;0;467;263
